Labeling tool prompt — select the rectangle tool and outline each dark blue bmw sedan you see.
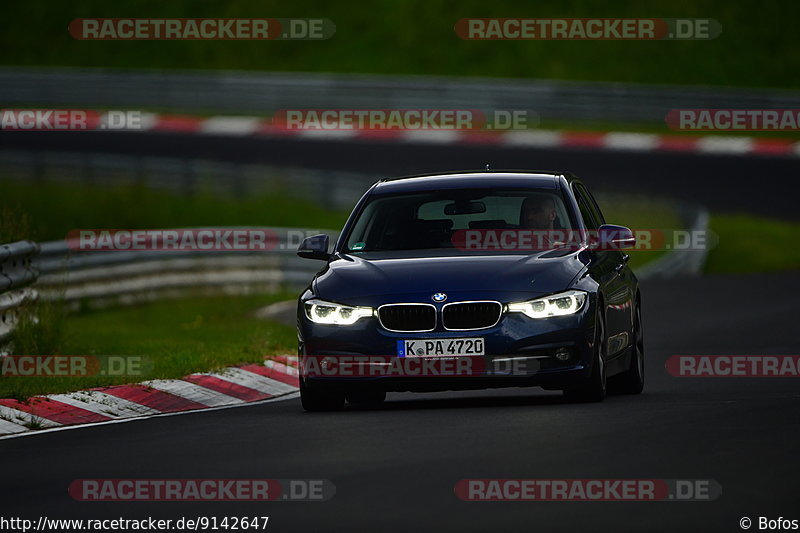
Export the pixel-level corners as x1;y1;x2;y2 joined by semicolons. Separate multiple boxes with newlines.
296;171;644;411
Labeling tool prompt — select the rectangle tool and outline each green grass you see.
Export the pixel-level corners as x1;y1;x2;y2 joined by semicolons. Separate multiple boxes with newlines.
0;180;681;271
11;296;67;357
1;293;297;400
0;0;799;89
9;180;795;277
704;214;800;274
0;180;350;243
599;195;682;269
0;204;33;244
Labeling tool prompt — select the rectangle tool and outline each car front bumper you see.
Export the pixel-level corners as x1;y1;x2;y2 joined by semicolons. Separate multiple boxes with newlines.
298;297;598;393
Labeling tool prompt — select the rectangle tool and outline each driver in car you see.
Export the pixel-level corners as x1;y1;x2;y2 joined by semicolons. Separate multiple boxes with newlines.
521;194;557;230
520;195;563;251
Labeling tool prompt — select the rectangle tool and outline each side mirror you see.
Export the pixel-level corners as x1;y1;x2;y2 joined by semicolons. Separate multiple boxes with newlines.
597;224;636;250
298;234;331;261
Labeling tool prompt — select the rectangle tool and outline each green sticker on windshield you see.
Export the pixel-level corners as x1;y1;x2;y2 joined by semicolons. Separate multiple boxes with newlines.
351;242;366;251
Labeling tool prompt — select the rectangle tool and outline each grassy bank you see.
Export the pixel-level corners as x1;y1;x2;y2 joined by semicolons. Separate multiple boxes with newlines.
0;293;297;400
600;195;681;270
704;215;800;274
6;179;796;275
1;0;799;89
0;180;350;243
1;180;680;269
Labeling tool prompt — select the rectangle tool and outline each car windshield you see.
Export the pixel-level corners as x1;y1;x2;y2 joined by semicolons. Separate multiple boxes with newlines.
344;188;575;253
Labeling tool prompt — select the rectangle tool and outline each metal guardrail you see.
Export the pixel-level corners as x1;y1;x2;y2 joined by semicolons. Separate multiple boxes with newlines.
0;240;40;345
33;228;337;307
0;229;336;351
0;206;708;351
634;205;710;279
2;67;800;124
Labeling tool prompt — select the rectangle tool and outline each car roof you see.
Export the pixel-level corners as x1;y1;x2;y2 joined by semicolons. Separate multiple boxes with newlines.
372;171;571;194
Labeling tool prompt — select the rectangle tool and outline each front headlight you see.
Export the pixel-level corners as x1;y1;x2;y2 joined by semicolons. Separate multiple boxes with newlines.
304;299;374;325
507;290;587;319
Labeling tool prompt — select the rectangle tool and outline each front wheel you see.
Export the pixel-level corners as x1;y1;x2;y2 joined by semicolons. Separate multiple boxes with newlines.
300;378;345;412
608;299;645;395
563;305;607;403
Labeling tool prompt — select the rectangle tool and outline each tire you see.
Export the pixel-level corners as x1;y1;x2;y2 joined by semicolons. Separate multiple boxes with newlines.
563;303;607;403
300;378;345;412
345;390;387;406
608;298;645;395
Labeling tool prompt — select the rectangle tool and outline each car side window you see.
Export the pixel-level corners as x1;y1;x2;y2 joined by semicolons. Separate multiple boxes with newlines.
573;185;600;230
578;184;606;226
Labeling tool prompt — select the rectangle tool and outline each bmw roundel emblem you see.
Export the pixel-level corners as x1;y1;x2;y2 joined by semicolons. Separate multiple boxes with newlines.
432;292;447;303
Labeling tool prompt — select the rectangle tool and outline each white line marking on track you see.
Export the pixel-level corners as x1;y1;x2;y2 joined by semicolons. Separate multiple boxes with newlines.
200;116;261;136
696;136;754;154
604;132;659;151
135;112;158;131
119;112;800;158
501;130;562;147
296;129;359;140
401;130;462;144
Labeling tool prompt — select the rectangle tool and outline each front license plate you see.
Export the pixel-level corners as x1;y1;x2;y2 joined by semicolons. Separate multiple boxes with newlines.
398;338;485;357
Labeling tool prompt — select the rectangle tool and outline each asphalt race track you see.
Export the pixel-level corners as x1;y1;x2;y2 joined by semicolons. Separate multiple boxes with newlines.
1;131;798;218
1;271;798;533
2;131;798;531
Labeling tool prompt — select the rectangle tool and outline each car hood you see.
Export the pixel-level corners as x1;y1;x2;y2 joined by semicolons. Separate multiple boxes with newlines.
313;250;588;305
